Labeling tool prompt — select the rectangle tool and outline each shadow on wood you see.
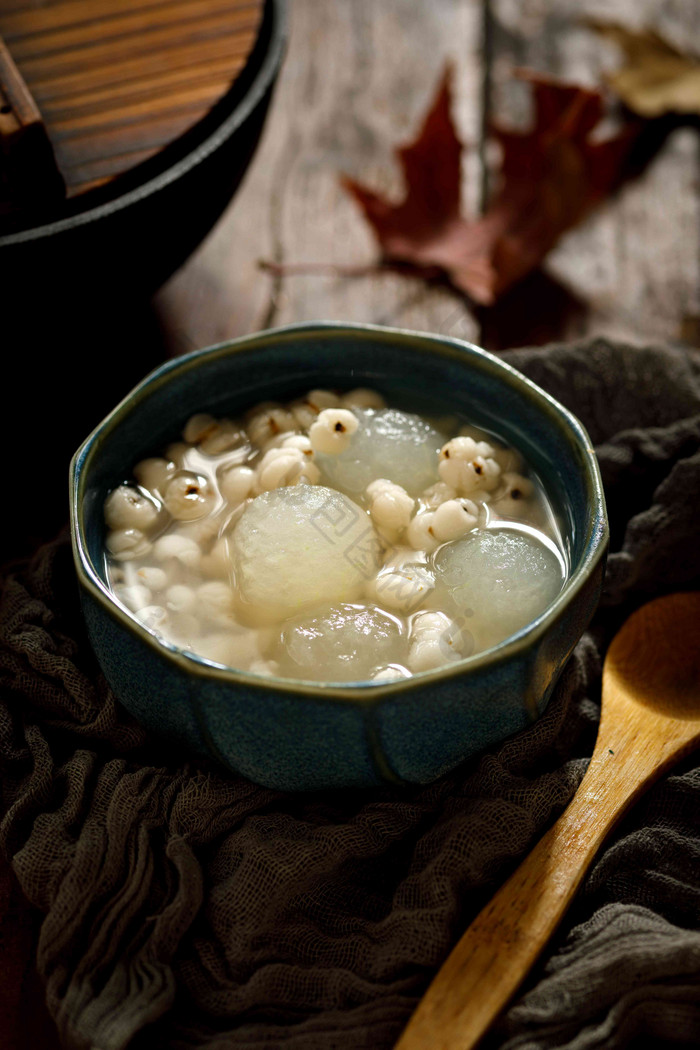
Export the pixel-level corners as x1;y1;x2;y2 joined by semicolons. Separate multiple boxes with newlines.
477;269;587;352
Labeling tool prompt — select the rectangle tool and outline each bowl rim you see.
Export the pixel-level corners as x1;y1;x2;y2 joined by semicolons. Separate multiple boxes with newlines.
70;321;609;703
0;0;287;248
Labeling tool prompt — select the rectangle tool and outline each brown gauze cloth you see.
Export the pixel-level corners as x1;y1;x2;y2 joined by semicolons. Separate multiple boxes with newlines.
1;338;700;1050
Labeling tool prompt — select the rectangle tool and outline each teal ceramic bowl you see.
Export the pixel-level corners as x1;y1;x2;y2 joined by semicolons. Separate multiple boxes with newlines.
70;323;607;790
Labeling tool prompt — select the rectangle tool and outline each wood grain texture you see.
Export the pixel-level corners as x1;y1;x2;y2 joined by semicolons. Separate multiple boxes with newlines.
0;0;263;197
395;592;700;1050
155;0;485;350
156;0;700;352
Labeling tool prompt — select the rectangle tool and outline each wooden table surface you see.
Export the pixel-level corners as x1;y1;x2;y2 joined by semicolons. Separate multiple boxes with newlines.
156;0;700;356
3;1;700;1048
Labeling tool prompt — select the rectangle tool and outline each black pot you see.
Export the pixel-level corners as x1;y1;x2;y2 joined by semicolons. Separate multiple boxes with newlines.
0;0;286;300
1;0;286;559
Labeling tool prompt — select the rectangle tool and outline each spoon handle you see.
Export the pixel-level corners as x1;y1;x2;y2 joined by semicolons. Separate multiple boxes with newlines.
393;778;608;1050
394;714;698;1050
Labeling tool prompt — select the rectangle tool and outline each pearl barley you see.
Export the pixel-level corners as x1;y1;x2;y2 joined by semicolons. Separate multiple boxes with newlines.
104;486;159;531
163;473;216;520
309;408;359;454
106;528;152;560
366;479;414;530
438;437;501;494
105;388;562;683
219;465;255;505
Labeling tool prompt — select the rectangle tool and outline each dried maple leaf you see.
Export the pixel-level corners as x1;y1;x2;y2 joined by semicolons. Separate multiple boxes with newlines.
589;20;700;119
342;67;638;305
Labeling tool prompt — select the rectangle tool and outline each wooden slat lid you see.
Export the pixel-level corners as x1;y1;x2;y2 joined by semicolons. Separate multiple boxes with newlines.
0;0;264;202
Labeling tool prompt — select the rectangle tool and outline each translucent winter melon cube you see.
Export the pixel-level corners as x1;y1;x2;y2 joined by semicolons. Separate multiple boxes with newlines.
433;526;565;652
316;408;445;498
274;602;407;682
232;486;382;619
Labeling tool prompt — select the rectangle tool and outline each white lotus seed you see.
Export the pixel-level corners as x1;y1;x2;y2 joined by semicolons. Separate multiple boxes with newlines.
104;485;159;531
431;498;479;542
309;408;359;454
163;473;216;521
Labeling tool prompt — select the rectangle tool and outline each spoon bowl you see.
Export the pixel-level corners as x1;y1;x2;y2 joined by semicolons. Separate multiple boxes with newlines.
605;592;700;721
396;591;700;1050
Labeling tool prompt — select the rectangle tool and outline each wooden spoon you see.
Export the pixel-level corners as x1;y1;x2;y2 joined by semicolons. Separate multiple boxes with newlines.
396;591;700;1050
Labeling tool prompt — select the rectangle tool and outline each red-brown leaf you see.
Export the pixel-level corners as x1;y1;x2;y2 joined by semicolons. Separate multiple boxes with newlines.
343;68;639;305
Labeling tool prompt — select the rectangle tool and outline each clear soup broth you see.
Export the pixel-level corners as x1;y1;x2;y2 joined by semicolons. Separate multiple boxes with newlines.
103;386;567;683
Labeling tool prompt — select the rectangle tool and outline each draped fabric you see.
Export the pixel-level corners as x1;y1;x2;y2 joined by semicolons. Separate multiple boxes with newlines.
1;338;699;1050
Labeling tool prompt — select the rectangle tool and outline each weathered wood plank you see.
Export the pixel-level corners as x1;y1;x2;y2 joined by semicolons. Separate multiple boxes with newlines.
156;0;700;354
155;0;484;351
486;0;700;347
